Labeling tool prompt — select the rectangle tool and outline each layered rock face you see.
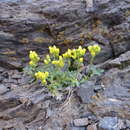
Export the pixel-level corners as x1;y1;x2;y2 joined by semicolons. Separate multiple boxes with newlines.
0;0;130;129
0;0;129;68
78;51;130;118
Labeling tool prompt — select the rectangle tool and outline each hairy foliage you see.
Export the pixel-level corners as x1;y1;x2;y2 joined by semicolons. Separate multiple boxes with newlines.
24;45;103;97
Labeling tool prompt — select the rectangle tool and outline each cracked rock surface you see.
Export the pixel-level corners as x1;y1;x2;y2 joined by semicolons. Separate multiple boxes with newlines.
0;0;130;129
0;0;129;68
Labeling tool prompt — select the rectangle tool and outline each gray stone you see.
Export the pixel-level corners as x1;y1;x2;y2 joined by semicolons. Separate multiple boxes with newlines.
0;67;4;73
98;51;130;70
98;117;124;130
0;0;129;69
0;84;9;94
0;76;4;82
74;118;89;127
77;81;95;104
71;126;86;130
0;0;129;129
87;124;97;130
0;0;18;2
0;56;22;69
12;73;21;79
88;67;130;119
0;31;15;41
81;51;130;120
125;120;130;128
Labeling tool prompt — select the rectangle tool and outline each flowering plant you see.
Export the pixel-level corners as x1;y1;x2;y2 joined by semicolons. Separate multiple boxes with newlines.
24;45;102;97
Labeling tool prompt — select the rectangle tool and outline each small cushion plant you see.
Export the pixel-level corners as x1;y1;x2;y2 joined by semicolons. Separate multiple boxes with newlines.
24;44;102;97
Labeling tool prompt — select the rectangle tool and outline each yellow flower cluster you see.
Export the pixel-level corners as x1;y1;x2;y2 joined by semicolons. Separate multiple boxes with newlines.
78;57;83;63
62;49;72;59
62;46;86;63
88;44;101;57
35;71;49;84
49;45;60;57
29;51;40;67
52;56;64;68
74;46;86;58
44;55;51;65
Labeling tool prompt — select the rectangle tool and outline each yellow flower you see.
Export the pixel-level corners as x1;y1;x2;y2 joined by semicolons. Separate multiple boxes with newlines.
80;48;86;55
70;46;86;59
46;55;51;60
52;56;64;67
88;44;101;57
67;49;72;57
91;51;96;57
63;47;86;60
71;49;77;59
29;51;40;62
63;49;72;59
77;46;86;56
62;53;68;58
78;58;83;63
44;55;51;64
49;45;60;57
44;59;49;64
41;79;47;84
35;71;43;79
35;71;49;80
44;72;49;77
59;56;64;67
35;71;49;85
93;44;101;53
52;60;58;65
88;45;93;52
29;61;36;67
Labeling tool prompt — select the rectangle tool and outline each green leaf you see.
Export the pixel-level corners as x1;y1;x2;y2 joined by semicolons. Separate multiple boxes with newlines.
90;66;104;76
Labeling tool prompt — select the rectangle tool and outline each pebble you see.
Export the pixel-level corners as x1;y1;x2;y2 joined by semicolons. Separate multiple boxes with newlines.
73;118;89;127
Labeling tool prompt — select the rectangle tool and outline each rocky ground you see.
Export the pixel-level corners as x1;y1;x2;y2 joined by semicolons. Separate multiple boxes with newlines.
1;51;130;130
0;0;130;129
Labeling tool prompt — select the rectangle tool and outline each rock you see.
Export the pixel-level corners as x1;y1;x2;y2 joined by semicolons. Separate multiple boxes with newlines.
0;56;22;69
17;76;32;85
0;0;18;2
0;0;129;129
93;85;104;93
0;67;4;73
77;81;96;104
12;73;22;79
73;118;89;127
0;85;46;128
85;51;130;119
0;84;10;94
0;31;15;41
98;117;124;130
97;51;130;70
0;67;84;129
0;75;4;83
87;124;97;130
125;120;130;128
111;23;130;56
1;71;9;78
89;67;130;118
71;126;86;130
0;0;129;69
